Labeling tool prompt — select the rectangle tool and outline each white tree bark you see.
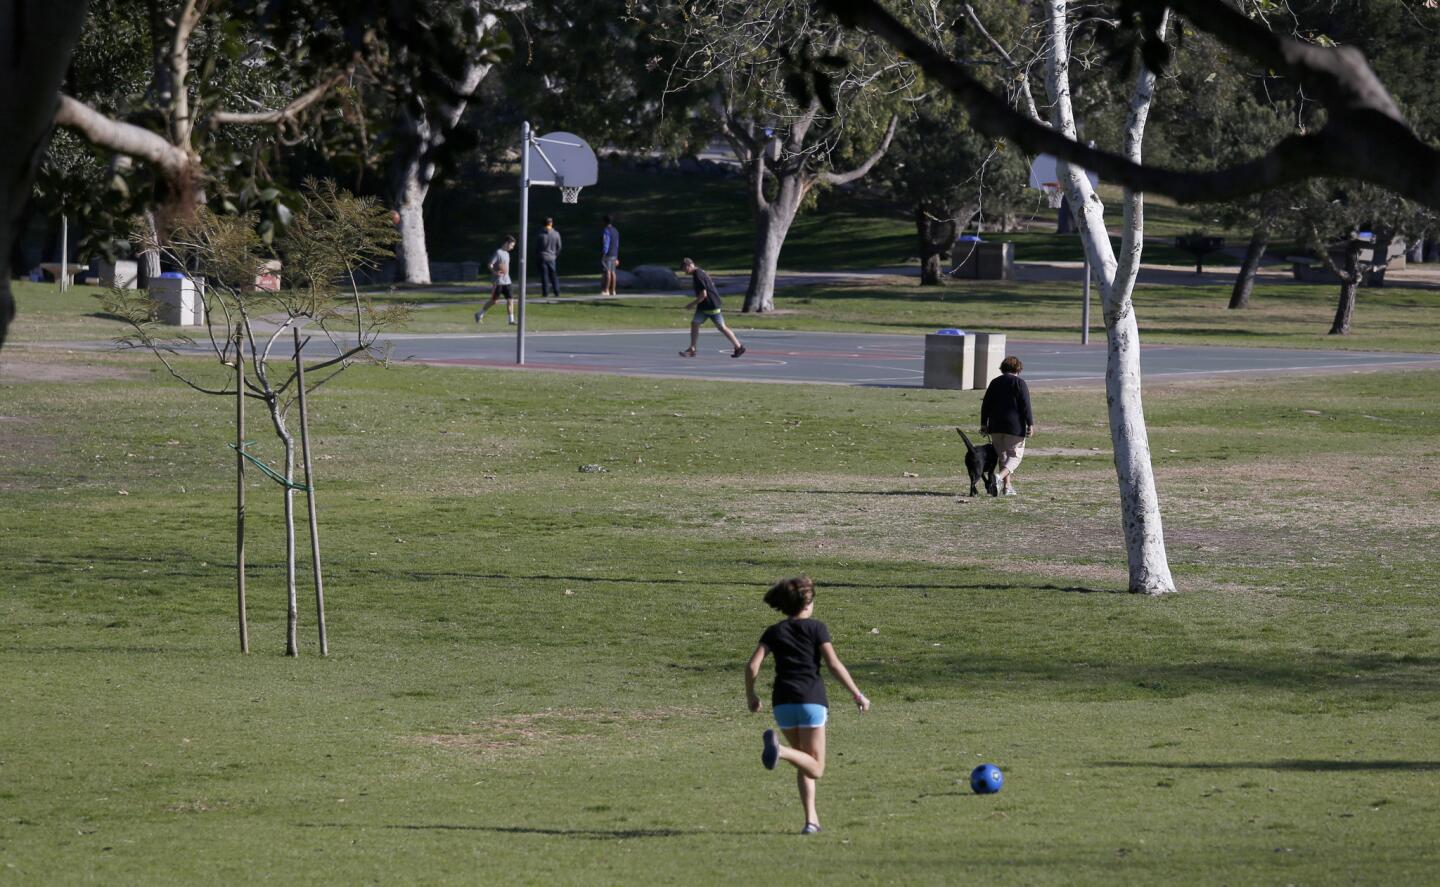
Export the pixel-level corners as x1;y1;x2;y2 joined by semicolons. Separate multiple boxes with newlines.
390;6;501;285
0;0;88;350
1045;0;1176;595
735;111;897;313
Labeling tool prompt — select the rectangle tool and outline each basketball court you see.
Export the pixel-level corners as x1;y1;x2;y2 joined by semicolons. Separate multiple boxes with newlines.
378;328;1440;387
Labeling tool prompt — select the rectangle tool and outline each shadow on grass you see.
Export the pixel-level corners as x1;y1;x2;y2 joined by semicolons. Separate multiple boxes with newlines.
753;488;959;498
299;822;766;839
866;650;1440;700
28;555;1117;594
1095;759;1440;772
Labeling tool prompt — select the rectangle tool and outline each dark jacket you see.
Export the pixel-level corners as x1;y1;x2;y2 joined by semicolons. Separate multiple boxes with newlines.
539;228;562;260
980;372;1033;436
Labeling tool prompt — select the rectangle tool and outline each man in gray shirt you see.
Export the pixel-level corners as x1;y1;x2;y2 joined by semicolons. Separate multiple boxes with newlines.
538;217;562;297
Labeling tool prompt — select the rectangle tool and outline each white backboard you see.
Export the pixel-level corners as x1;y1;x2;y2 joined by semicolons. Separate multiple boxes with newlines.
1028;154;1098;190
527;132;598;188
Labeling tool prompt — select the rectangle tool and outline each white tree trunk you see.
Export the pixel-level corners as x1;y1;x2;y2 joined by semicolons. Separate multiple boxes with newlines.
389;5;501;286
1046;0;1176;595
743;179;803;312
395;169;432;285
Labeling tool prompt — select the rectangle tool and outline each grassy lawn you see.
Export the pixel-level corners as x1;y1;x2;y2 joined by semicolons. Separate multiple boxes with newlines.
3;289;1440;883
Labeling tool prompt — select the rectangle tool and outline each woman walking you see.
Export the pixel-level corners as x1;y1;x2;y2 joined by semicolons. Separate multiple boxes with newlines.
745;575;869;834
980;355;1035;496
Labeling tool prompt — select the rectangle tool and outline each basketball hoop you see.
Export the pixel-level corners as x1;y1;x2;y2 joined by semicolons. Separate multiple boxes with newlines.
560;185;582;204
1041;183;1065;209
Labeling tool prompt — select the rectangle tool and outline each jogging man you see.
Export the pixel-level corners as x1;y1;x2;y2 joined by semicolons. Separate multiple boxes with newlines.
679;257;745;359
600;216;620;296
475;235;517;325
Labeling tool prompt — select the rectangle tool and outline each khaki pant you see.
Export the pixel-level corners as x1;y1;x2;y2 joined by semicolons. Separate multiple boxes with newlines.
990;433;1026;474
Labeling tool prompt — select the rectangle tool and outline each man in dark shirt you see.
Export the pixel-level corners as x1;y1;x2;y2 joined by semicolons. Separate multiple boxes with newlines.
678;257;745;358
980;355;1035;495
538;217;562;297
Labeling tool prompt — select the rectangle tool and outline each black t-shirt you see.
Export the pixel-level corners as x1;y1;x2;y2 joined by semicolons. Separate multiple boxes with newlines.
759;618;831;707
692;268;723;312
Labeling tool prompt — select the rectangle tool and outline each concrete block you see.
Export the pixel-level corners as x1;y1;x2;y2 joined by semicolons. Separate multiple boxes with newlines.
972;333;1006;389
97;260;139;289
923;333;975;390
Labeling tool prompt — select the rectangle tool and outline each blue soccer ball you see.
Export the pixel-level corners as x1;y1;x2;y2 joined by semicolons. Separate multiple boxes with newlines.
970;764;1004;794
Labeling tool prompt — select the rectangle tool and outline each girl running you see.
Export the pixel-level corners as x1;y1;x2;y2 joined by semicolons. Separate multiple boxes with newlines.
745;575;870;834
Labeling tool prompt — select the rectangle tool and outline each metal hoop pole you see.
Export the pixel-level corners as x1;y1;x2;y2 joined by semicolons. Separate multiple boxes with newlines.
517;121;530;366
1082;255;1091;346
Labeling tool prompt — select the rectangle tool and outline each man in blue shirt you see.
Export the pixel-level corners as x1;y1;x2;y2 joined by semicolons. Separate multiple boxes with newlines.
600;216;620;296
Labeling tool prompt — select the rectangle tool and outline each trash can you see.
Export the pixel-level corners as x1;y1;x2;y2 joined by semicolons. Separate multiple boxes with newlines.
951;240;1015;280
923;330;975;389
149;272;205;326
972;333;1006;389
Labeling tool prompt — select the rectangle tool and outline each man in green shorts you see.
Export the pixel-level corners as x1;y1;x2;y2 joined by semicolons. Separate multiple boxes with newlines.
679;257;745;358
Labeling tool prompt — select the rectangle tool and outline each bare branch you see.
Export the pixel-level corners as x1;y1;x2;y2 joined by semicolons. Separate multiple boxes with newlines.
208;71;350;127
821;0;1440;211
54;95;192;175
819;113;898;185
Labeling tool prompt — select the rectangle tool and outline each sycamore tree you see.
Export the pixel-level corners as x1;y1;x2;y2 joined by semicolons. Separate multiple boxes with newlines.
824;0;1440;211
654;0;910;312
883;97;1029;285
380;1;515;284
103;180;405;655
53;0;360;248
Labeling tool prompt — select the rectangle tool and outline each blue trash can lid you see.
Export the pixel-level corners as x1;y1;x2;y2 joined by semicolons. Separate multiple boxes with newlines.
158;271;186;279
957;235;982;242
935;328;966;335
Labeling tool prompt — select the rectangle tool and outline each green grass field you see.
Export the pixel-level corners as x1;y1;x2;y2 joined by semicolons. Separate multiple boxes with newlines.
3;280;1439;883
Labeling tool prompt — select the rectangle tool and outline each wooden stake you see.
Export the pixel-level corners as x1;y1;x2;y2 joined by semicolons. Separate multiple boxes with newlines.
293;329;328;656
236;337;249;653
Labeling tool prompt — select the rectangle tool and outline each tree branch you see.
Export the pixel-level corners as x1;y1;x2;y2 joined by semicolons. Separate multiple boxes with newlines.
54;95;193;175
961;3;1040;122
208;71;349;127
820;0;1440;211
819;113;898;186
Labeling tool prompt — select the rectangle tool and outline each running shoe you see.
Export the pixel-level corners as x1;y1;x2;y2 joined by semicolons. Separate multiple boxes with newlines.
801;823;822;835
762;729;779;770
732;345;747;358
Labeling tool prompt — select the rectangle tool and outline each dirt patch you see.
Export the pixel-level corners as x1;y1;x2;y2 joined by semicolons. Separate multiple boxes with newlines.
1026;447;1111;457
412;706;702;757
0;357;140;384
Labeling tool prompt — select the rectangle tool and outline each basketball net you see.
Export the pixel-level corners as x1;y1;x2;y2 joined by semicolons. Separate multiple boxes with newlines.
560;186;582;204
1041;183;1064;209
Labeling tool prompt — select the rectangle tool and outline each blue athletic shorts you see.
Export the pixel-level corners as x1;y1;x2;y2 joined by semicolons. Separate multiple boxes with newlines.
773;703;828;729
692;309;725;327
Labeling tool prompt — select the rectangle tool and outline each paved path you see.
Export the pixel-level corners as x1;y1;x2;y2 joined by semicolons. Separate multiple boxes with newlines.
379;329;1440;387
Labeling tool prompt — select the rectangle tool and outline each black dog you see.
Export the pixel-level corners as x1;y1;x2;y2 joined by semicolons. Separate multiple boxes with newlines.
956;428;999;497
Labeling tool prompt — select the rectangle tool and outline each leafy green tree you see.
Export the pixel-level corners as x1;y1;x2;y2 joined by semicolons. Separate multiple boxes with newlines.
883;102;1028;285
652;0;909;312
